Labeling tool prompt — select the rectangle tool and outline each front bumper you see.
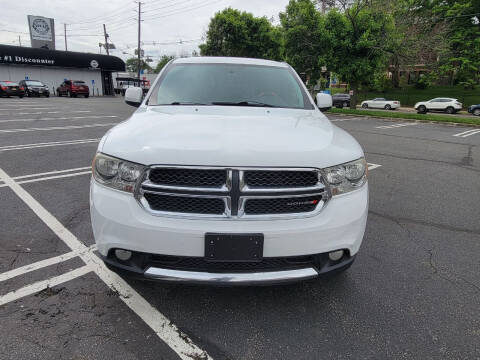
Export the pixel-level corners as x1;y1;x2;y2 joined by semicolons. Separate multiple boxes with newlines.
90;179;368;283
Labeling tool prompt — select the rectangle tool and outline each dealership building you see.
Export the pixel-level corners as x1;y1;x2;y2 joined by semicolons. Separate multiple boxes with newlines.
0;44;125;96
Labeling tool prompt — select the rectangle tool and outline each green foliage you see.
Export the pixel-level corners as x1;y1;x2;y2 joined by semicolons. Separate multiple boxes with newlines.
320;3;395;107
125;57;152;73
199;8;283;60
328;108;480;126
155;55;175;73
279;0;326;86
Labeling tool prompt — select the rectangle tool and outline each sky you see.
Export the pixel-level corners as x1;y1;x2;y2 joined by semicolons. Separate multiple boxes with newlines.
0;0;290;66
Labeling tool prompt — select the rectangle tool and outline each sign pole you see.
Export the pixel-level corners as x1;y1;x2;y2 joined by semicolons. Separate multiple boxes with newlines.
64;23;68;51
103;24;110;56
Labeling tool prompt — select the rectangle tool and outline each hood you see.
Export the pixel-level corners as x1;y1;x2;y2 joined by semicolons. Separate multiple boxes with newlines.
101;106;363;168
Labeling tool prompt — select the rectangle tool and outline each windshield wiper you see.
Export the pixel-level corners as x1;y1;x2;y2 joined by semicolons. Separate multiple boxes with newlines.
168;101;208;105
211;101;276;107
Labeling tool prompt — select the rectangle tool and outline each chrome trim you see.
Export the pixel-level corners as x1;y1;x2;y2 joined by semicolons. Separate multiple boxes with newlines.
239;168;325;193
144;266;319;284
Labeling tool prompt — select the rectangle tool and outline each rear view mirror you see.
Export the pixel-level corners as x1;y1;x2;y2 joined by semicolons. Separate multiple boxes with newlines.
316;93;333;112
125;87;143;107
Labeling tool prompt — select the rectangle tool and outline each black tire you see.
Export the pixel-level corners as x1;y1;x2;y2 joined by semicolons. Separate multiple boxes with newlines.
445;106;454;114
45;93;50;98
85;94;89;98
57;90;61;97
362;103;368;109
343;101;348;108
417;105;427;114
473;109;480;116
68;91;73;98
19;95;24;98
384;104;391;110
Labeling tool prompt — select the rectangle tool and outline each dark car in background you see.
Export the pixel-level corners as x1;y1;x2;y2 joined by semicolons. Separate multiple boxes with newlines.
0;81;25;98
468;104;480;116
57;80;89;98
332;93;351;108
19;80;50;97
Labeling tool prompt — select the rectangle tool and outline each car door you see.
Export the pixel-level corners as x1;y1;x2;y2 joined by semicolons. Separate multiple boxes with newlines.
427;98;442;110
374;98;386;108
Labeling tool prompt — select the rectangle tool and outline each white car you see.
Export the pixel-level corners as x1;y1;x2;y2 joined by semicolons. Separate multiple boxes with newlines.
90;57;368;285
361;98;400;110
414;98;462;114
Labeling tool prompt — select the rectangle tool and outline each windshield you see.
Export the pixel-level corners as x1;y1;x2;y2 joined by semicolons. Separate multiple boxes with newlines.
74;81;86;85
1;82;19;86
148;63;311;109
26;80;44;86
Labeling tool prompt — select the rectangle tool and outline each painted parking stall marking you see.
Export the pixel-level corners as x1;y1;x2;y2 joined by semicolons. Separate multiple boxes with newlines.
0;122;117;133
375;123;419;129
0;138;100;152
0;167;212;360
453;129;480;138
0;114;117;123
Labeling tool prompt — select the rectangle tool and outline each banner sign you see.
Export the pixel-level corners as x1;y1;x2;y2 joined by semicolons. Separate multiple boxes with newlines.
28;15;56;50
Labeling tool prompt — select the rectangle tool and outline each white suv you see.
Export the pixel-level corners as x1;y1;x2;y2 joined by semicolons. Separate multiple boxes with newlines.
414;98;462;114
90;57;368;285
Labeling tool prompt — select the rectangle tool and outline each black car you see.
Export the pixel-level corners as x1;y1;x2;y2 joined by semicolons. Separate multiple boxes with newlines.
18;80;50;97
332;93;351;108
0;81;25;98
468;104;480;116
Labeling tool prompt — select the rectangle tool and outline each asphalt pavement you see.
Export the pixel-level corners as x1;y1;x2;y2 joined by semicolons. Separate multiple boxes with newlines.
0;96;478;360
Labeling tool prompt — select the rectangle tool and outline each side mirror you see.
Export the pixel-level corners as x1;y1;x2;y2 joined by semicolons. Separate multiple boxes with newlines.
316;93;333;112
125;87;143;107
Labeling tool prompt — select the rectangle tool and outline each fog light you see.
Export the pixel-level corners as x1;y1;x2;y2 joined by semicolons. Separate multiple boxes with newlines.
115;249;132;261
328;250;344;261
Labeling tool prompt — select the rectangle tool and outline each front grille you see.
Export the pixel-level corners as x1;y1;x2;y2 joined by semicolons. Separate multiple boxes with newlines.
244;170;318;188
244;195;322;215
144;193;225;215
150;254;326;273
138;166;329;218
149;168;226;188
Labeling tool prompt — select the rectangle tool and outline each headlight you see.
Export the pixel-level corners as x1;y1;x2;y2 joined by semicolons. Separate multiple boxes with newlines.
92;153;145;193
323;158;367;195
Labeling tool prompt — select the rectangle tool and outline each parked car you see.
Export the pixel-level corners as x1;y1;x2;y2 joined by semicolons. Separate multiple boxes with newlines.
0;81;25;98
90;57;369;285
19;80;50;97
332;93;351;108
361;98;400;110
414;98;462;114
57;80;89;98
467;104;480;116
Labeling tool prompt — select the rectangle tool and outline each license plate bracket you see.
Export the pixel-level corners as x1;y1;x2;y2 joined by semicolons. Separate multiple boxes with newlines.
205;233;264;262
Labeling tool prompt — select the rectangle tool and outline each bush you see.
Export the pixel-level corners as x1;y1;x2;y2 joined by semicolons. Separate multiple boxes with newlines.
414;76;430;89
459;79;476;90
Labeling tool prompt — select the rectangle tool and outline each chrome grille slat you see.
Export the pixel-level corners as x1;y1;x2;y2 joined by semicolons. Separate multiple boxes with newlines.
135;166;330;219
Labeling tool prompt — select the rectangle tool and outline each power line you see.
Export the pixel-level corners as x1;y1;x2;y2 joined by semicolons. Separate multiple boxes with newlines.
142;0;226;21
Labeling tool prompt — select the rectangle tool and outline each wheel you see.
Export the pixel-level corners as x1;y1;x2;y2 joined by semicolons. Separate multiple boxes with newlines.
19;95;24;98
343;101;348;108
68;91;73;98
473;109;480;116
362;103;368;109
445;106;454;114
45;93;50;98
57;90;61;97
384;104;391;110
85;94;89;98
417;105;427;114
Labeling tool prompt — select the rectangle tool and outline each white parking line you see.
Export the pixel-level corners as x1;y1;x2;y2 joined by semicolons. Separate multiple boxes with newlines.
0;122;117;133
0;266;92;306
0;115;117;123
453;129;480;138
0;107;55;111
0;168;211;360
0;245;97;282
367;163;382;170
0;138;100;152
375;123;418;129
11;110;92;116
0;169;92;188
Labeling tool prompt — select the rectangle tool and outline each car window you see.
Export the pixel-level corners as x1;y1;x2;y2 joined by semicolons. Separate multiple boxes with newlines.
73;81;86;85
430;98;440;102
149;63;310;109
26;80;44;86
5;82;19;86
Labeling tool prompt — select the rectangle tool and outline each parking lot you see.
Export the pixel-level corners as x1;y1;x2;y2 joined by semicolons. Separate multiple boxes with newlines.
0;96;479;359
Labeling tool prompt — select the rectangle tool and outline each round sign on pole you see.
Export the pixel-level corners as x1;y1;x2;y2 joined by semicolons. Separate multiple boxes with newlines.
349;90;354;96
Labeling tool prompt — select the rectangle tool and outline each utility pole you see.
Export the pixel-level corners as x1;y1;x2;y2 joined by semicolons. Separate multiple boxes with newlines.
103;24;110;55
18;36;22;47
64;23;68;51
136;1;143;81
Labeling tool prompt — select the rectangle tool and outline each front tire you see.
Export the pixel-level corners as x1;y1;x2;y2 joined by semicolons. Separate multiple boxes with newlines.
473;109;480;116
445;106;455;114
85;94;89;98
384;104;391;110
417;105;427;114
343;101;348;108
362;103;368;109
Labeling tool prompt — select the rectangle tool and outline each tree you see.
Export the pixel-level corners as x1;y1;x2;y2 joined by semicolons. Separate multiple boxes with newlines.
155;55;175;73
280;0;326;87
322;2;395;107
199;8;283;60
125;57;152;74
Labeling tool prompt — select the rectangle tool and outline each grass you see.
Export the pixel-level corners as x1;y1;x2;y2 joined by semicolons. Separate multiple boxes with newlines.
328;85;480;107
327;107;480;126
